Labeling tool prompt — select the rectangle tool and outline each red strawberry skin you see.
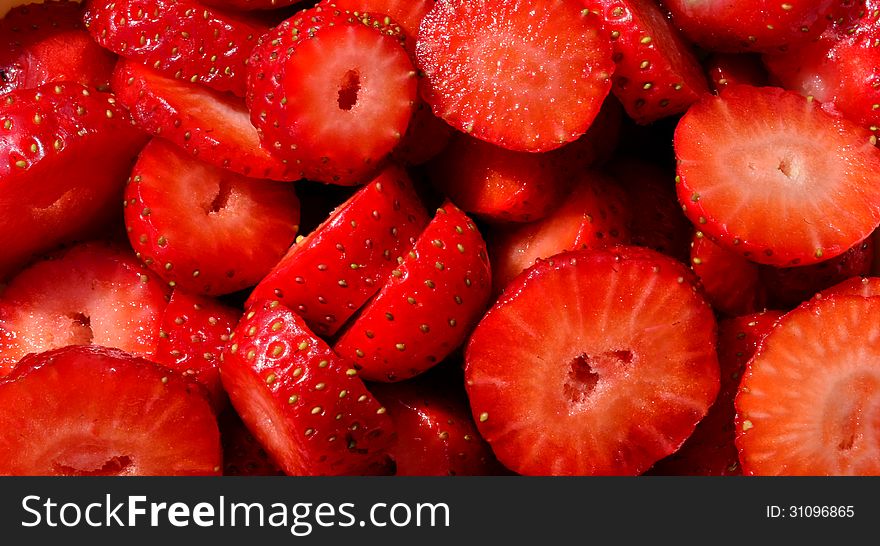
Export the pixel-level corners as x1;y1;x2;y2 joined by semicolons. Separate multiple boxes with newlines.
0;345;221;476
334;202;492;382
817;275;880;299
328;0;434;42
219;407;284;476
690;230;766;316
705;53;768;93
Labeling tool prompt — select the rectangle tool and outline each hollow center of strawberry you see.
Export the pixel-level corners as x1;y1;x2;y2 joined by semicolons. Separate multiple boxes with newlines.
52;449;133;476
206;178;233;215
337;69;361;111
564;350;634;405
776;155;802;180
65;312;94;344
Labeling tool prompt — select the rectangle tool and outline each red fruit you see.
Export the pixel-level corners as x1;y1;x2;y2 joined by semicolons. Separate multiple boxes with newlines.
488;171;631;294
817;275;880;299
0;345;221;476
219;407;284;476
0;1;117;95
197;0;304;10
416;0;613;152
247;165;429;337
84;0;265;97
124;138;300;296
0;242;170;376
220;300;394;475
690;230;766;316
111;60;295;181
736;295;880;475
328;0;434;43
649;310;783;476
465;246;720;476
0;82;148;279
392;99;455;166
334;202;492;382
675;85;880;267
585;0;709;124
153;290;241;409
247;7;417;185
662;0;835;52
705;53;768;92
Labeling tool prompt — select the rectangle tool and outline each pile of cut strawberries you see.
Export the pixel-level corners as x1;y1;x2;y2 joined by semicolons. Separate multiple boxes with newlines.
1;0;879;476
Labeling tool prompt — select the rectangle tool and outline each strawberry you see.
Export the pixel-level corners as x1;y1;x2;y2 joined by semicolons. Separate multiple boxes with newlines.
650;310;784;476
465;246;720;476
704;53;768;92
584;0;709;124
690;230;766;316
0;345;221;476
247;6;418;186
220;299;394;475
488;170;631;295
0;242;170;376
153;289;241;410
124;138;301;296
661;0;836;53
84;0;266;97
247;165;429;337
197;0;304;10
327;0;434;42
817;275;880;299
547;96;625;171
735;295;880;475
392;99;455;166
0;1;117;96
111;59;295;181
219;407;284;476
334;202;492;382
675;85;880;267
0;82;148;279
415;0;613;152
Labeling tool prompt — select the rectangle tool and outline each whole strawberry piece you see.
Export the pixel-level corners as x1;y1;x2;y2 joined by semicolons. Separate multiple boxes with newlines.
466;246;720;475
220;300;394;475
0;345;221;476
416;0;613;152
335;202;492;382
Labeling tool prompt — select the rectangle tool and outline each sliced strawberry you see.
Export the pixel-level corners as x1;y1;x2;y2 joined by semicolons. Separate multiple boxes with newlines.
705;53;768;92
247;165;429;337
111;59;295;181
585;0;709;124
690;230;766;316
817;275;880;299
416;0;613;152
247;7;417;185
124;138;300;296
488;171;631;295
0;1;117;96
220;300;394;475
0;345;221;476
465;246;720;476
327;0;434;42
649;310;784;476
0;242;170;376
675;85;880;267
736;295;880;475
197;0;304;10
219;406;284;476
84;0;265;97
0;82;148;279
334;202;492;382
154;289;241;410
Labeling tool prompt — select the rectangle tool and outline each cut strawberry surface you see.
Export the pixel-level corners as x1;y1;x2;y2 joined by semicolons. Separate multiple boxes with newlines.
416;0;613;153
585;0;709;124
219;406;284;476
0;345;221;476
817;276;880;299
675;85;880;267
111;60;296;181
465;246;720;476
690;230;766;317
736;295;880;475
84;0;265;97
125;138;300;296
220;300;394;475
247;165;429;337
334;202;492;382
0;242;170;376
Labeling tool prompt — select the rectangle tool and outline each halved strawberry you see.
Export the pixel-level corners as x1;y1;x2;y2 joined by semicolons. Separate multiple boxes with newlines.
220;300;393;475
84;0;265;97
0;1;117;96
219;406;284;476
153;289;241;410
817;275;880;299
416;0;613;152
0;242;170;376
736;295;880;475
0;345;221;476
247;165;429;337
690;230;766;316
705;53;768;92
124;138;300;296
247;6;417;186
111;59;295;181
649;310;783;476
487;170;631;295
0;82;148;279
334;202;492;382
675;85;880;267
327;0;434;42
584;0;709;124
465;246;720;475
